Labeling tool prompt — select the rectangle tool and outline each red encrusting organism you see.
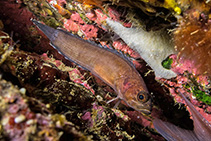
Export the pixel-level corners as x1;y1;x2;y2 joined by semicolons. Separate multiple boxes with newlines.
174;10;211;77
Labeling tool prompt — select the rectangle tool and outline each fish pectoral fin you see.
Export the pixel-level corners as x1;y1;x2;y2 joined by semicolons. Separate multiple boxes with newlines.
107;96;122;109
153;118;199;141
113;99;121;109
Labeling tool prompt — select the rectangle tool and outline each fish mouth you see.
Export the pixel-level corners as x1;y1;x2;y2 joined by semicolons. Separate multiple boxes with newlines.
139;108;151;115
136;104;152;115
128;100;152;115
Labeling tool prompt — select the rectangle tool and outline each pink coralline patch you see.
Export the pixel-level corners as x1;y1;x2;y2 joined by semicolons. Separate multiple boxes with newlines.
170;54;209;86
123;22;132;28
86;12;97;21
41;53;51;61
112;41;124;50
64;19;80;33
167;84;188;104
1;90;38;140
86;9;108;25
80;24;98;38
81;103;105;127
63;12;99;39
63;12;85;33
8;105;20;114
71;12;85;24
170;54;202;77
85;8;121;32
41;53;95;94
112;41;140;58
196;75;209;86
168;54;210;121
176;75;188;84
161;75;211;123
68;69;95;94
85;8;121;28
68;69;85;82
207;106;211;113
41;53;63;68
107;8;121;21
81;112;91;120
81;81;95;94
55;60;62;67
81;111;94;127
93;102;104;112
112;109;130;122
99;41;108;47
92;103;105;123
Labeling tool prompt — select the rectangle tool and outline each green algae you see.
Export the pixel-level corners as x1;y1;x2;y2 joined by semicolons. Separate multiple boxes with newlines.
192;87;211;105
183;72;211;105
162;57;173;70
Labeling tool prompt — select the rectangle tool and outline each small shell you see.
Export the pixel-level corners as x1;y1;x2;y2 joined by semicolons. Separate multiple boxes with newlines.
14;114;26;123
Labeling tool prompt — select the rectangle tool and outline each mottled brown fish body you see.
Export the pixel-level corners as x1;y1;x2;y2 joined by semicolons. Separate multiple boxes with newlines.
52;30;146;89
32;20;151;114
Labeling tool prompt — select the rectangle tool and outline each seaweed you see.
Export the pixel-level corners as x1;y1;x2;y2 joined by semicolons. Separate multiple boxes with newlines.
162;57;173;70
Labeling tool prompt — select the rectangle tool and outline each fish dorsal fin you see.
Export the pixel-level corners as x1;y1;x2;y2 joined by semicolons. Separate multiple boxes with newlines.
32;19;136;70
57;28;136;69
104;45;136;69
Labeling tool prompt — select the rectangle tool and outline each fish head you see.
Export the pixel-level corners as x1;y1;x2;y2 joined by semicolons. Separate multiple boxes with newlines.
119;79;152;114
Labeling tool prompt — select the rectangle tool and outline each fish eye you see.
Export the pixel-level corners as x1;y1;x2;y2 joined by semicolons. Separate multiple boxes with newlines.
137;91;148;103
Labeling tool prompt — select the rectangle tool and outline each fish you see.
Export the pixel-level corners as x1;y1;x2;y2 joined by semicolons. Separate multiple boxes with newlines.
106;19;177;79
32;19;152;114
153;91;211;141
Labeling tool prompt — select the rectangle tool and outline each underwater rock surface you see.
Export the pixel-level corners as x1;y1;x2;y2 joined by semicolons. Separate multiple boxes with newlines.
0;0;210;140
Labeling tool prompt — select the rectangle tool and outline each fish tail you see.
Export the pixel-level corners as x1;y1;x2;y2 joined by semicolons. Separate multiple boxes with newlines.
153;118;199;141
178;91;211;141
